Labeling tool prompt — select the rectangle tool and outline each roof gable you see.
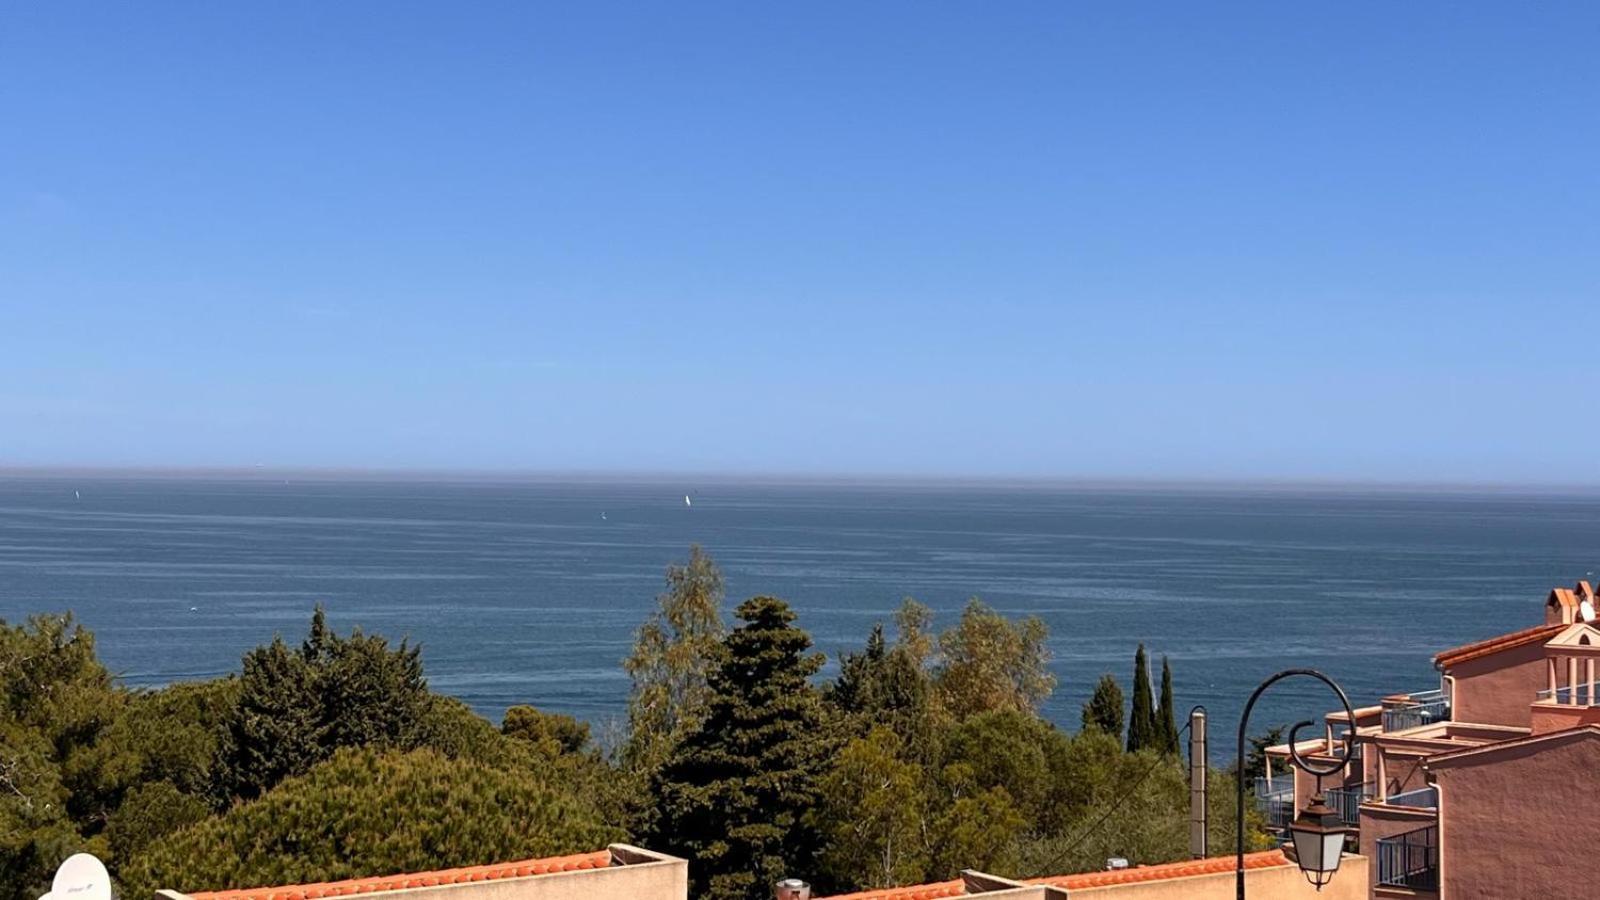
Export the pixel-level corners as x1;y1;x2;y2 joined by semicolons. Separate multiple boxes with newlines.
1547;622;1600;649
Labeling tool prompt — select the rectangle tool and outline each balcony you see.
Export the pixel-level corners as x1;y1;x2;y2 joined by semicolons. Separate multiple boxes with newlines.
1536;680;1600;706
1382;690;1450;732
1325;783;1372;825
1253;775;1294;834
1387;786;1438;810
1377;825;1438;891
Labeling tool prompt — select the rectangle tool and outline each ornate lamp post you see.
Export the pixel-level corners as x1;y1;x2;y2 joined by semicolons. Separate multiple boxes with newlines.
1236;669;1356;898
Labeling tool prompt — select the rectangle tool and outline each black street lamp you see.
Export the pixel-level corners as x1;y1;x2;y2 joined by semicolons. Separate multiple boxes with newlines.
1236;668;1356;899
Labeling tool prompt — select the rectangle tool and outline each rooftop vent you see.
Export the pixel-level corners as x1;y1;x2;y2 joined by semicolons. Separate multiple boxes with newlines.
775;878;811;900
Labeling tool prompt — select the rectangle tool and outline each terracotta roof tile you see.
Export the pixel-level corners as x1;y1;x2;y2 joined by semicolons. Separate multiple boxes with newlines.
814;880;965;900
1434;623;1563;668
814;852;1290;899
1029;850;1288;889
185;851;613;900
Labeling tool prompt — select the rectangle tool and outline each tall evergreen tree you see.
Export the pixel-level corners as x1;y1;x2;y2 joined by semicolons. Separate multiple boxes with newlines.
1157;656;1180;755
1080;673;1125;740
1126;644;1156;753
649;596;829;900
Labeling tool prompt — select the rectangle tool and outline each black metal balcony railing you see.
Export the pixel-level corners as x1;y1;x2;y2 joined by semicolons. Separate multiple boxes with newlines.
1382;689;1450;732
1387;785;1438;809
1377;825;1439;890
1325;783;1373;826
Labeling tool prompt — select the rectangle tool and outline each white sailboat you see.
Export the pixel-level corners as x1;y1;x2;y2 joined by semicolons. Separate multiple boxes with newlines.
684;494;692;507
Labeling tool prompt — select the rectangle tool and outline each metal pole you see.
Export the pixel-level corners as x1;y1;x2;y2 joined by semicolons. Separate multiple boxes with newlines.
1190;706;1207;859
1236;669;1356;900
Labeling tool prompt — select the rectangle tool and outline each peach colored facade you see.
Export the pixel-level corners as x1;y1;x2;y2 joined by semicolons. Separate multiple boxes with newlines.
1428;728;1600;900
1261;578;1600;900
1445;638;1547;728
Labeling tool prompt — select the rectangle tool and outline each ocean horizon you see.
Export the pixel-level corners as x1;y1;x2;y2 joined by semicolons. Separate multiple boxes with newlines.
4;471;1596;744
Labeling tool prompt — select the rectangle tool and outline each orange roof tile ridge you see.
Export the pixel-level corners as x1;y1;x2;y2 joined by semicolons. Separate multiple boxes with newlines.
185;850;613;900
814;851;1290;900
1434;622;1563;667
1030;849;1289;889
814;879;965;900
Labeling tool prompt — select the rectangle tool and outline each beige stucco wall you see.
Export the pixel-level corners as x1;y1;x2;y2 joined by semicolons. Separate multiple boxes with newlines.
1066;856;1367;899
1446;641;1547;728
1432;733;1600;900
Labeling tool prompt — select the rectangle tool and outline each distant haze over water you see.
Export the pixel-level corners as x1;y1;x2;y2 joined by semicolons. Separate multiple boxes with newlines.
3;474;1596;745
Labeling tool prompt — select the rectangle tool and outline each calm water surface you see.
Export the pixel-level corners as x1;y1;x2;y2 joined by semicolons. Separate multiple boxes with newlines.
3;475;1596;743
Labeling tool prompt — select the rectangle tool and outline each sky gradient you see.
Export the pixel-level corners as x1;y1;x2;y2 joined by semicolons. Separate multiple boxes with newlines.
4;3;1598;481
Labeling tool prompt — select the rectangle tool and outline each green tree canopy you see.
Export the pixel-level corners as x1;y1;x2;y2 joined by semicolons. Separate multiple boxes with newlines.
1080;674;1125;740
122;747;621;898
502;705;590;756
214;607;429;803
623;545;727;773
809;727;925;892
933;599;1055;719
649;596;828;900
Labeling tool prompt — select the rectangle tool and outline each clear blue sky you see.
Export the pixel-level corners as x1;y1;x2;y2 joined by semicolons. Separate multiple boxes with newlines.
4;3;1598;481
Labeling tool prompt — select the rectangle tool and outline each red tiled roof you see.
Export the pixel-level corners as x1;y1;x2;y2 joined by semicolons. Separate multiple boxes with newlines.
816;880;964;900
186;851;613;900
1434;623;1563;668
1029;850;1288;890
815;851;1290;899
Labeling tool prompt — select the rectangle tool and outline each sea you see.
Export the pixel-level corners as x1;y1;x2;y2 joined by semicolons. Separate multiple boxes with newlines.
3;473;1598;749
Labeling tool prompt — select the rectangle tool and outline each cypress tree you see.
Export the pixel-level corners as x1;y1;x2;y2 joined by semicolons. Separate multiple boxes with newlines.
1127;644;1156;753
1080;673;1125;740
1158;655;1180;755
649;596;828;900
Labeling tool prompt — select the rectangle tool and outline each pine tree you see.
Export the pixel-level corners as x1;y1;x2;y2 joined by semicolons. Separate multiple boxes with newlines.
1127;644;1156;753
1080;673;1125;740
1157;655;1180;755
649;596;828;900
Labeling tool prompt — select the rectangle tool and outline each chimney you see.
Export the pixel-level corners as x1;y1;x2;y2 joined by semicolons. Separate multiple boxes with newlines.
1189;707;1207;858
775;878;811;900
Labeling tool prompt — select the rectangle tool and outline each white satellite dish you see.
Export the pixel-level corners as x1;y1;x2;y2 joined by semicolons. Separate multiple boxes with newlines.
47;853;111;900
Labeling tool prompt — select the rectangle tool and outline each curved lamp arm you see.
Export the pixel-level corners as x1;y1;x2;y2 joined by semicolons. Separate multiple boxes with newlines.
1235;669;1355;900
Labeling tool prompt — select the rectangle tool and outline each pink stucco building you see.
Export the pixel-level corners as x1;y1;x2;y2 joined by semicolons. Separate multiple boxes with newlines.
1260;579;1600;900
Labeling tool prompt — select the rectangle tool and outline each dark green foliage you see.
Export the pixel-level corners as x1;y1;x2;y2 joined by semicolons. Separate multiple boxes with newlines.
1080;674;1125;740
649;596;829;900
105;781;210;862
1157;657;1180;756
214;607;429;802
826;622;941;761
1126;644;1157;753
502;705;590;755
1239;724;1287;784
121;747;621;898
0;615;120;900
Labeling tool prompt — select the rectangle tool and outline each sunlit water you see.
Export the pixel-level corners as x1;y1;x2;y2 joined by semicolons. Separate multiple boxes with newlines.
4;475;1596;747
